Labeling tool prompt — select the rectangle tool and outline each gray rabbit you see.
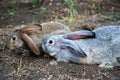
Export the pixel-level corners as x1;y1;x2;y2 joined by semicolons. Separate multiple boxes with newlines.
42;26;120;68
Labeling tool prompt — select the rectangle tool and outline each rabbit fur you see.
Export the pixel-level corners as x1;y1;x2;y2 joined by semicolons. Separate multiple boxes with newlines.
5;21;71;55
42;25;120;68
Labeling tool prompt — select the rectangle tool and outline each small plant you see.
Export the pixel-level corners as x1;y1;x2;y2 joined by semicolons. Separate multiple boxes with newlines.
0;41;5;52
9;8;17;16
99;6;106;14
102;14;120;21
10;0;38;4
40;6;47;14
10;0;20;3
31;0;38;4
64;0;78;23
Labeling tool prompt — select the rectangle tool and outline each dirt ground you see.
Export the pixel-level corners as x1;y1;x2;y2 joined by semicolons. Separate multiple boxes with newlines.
0;0;120;80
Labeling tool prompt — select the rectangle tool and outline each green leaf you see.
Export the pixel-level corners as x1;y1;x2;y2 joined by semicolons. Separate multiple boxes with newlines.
31;0;38;4
9;9;16;16
72;9;78;16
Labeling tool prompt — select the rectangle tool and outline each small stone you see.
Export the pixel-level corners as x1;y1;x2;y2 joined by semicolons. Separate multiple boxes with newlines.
49;60;58;66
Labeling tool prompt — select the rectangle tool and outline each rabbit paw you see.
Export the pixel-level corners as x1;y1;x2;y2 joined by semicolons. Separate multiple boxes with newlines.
56;58;69;62
99;62;113;68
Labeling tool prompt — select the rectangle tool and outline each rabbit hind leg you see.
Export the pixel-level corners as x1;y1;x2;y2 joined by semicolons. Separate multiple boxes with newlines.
116;57;120;63
99;62;114;68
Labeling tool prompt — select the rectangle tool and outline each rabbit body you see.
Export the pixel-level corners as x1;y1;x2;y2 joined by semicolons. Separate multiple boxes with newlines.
30;21;71;46
42;26;120;68
6;21;71;55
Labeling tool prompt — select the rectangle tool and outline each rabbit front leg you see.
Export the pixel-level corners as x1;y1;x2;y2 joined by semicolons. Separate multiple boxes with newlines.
55;52;70;62
56;58;70;62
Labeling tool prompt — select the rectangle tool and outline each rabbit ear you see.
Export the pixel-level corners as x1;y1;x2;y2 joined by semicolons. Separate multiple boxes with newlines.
19;32;40;55
60;39;87;57
63;30;95;40
19;24;42;33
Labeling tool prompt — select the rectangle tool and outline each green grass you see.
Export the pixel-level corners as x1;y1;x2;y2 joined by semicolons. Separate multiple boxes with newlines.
9;8;17;16
64;0;78;23
102;15;120;21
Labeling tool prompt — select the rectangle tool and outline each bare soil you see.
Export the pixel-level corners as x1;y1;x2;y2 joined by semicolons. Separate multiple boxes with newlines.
0;0;120;80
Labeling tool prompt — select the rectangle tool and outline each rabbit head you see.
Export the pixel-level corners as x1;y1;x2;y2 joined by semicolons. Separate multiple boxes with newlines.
5;24;42;55
42;30;95;57
42;35;87;57
5;31;24;50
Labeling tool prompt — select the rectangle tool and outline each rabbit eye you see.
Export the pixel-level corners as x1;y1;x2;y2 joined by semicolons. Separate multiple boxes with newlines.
12;36;17;40
48;40;53;44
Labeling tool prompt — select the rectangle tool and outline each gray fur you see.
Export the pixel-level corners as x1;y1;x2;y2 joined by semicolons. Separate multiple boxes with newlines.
42;26;120;68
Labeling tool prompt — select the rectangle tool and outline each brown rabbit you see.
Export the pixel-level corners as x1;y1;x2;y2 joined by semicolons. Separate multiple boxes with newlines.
5;21;71;55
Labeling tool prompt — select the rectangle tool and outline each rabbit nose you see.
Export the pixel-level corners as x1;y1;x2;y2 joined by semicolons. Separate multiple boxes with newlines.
11;49;20;54
5;45;13;51
42;44;48;52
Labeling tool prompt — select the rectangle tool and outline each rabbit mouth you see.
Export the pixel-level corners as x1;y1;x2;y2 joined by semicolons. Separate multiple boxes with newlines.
48;49;60;56
49;52;58;56
49;47;61;56
11;48;30;54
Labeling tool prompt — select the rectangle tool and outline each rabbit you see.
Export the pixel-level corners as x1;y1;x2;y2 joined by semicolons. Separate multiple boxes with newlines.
5;21;71;56
42;25;120;68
